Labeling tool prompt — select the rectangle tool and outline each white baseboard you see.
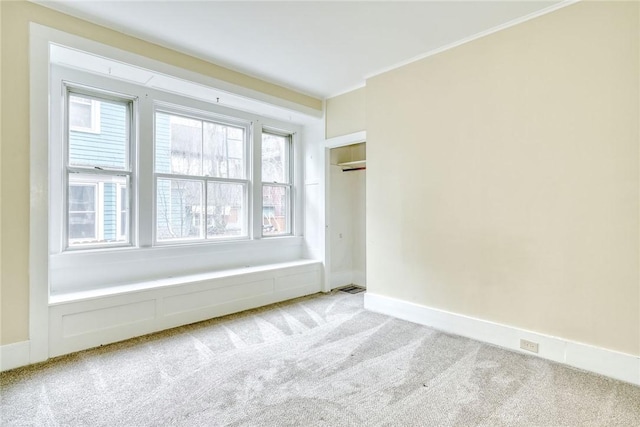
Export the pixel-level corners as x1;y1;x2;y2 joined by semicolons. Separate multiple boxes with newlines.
0;341;31;372
364;293;640;386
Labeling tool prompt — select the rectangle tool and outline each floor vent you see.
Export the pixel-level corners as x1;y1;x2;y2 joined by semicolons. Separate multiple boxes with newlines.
339;286;366;294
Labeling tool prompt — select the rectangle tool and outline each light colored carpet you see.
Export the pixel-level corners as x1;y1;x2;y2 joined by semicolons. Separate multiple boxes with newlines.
1;291;639;426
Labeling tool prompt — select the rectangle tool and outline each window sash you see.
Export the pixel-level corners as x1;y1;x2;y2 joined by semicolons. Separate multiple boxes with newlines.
66;172;131;248
154;175;250;244
261;131;291;185
261;130;293;237
154;108;250;179
64;86;135;250
153;106;252;244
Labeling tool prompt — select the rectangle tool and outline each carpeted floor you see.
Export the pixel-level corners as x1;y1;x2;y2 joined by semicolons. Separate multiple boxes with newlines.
1;291;639;426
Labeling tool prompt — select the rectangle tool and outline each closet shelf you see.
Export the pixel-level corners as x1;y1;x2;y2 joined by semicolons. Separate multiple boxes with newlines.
337;160;366;167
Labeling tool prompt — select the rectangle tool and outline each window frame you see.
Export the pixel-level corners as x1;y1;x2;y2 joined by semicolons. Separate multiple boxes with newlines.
152;105;253;245
63;84;137;251
261;128;294;237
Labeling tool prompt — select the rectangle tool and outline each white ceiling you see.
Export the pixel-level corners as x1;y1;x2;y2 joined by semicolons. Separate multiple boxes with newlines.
36;1;562;99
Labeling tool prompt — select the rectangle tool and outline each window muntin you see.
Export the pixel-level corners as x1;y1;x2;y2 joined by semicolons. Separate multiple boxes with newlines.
154;110;249;243
66;89;133;249
262;131;292;236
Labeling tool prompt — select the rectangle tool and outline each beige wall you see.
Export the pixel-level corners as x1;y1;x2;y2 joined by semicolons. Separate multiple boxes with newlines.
0;1;321;345
325;87;366;139
366;1;639;355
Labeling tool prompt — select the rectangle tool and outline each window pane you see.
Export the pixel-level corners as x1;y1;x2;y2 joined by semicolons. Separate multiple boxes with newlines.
69;212;96;240
68;174;129;246
69;94;128;170
69;184;96;241
119;186;128;237
69;98;93;130
69;184;95;211
203;122;245;179
262;185;290;236
156;178;203;241
207;182;246;239
155;113;202;175
262;133;289;183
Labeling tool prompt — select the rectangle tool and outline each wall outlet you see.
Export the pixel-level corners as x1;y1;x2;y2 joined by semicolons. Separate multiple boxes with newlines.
520;339;539;353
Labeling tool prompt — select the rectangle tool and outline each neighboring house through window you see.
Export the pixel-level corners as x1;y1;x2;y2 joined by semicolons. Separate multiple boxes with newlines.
69;94;101;134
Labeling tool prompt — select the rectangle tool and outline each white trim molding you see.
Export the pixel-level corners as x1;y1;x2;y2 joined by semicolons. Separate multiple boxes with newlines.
326;83;367;101
364;293;640;386
0;341;31;372
364;0;580;82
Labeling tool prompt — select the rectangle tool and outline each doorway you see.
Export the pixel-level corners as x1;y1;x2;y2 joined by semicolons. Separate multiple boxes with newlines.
327;142;366;290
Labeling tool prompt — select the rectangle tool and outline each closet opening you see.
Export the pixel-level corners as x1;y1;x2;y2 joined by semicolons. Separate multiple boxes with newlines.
328;142;366;290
